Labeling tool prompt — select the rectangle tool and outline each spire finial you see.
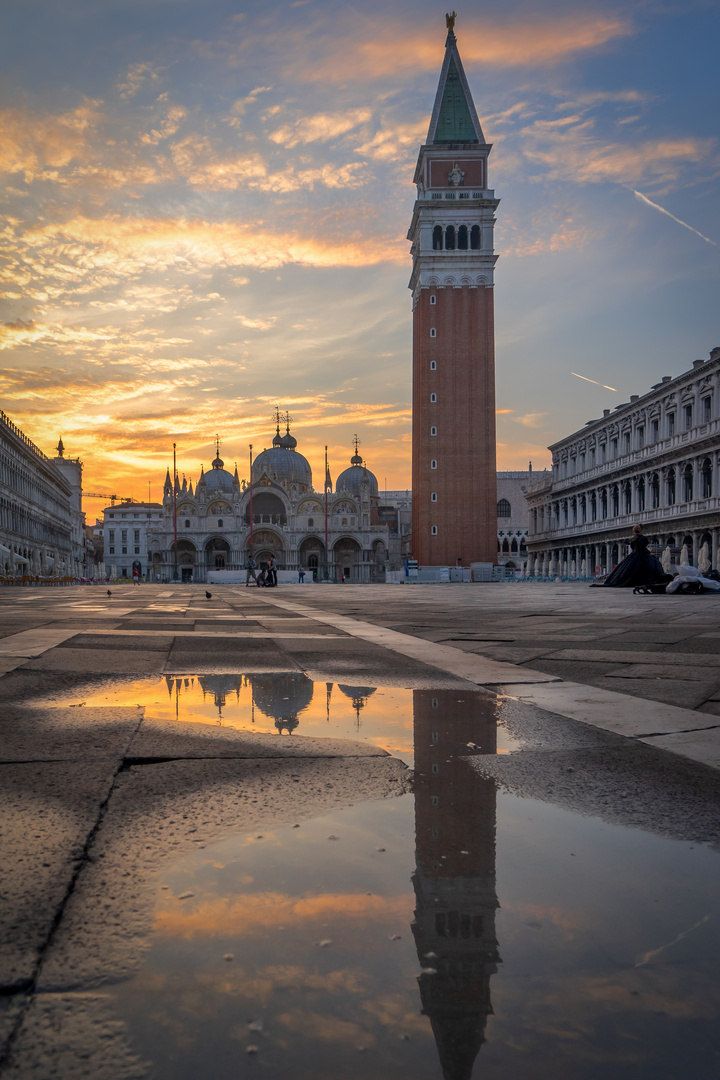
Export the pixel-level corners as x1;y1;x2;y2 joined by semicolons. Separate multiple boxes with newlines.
351;434;362;466
446;10;457;33
56;437;65;457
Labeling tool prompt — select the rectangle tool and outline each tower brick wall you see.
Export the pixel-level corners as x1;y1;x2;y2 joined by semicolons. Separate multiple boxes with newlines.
409;24;499;567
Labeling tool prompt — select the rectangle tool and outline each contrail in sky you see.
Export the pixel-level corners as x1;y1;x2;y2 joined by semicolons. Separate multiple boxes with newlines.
634;190;717;246
571;372;618;392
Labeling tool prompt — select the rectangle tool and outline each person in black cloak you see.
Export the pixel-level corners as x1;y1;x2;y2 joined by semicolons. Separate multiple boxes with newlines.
591;525;673;588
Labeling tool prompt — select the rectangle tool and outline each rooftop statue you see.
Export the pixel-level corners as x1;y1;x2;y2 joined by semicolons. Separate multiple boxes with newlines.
445;11;456;31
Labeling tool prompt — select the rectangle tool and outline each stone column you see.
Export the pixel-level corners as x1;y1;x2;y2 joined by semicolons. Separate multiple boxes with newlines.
692;530;700;568
712;529;719;572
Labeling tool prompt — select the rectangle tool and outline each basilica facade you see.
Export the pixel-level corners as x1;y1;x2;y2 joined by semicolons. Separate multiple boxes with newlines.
144;424;398;583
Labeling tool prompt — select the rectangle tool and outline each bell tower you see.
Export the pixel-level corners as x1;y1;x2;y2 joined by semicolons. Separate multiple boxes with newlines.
409;16;499;567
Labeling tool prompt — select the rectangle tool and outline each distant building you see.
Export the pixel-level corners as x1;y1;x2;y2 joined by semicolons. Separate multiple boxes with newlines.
101;501;164;579
140;422;401;583
0;413;86;577
496;471;549;571
525;347;720;577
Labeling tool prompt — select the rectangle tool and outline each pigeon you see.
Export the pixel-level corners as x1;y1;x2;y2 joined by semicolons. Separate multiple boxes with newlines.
106;589;112;596
205;591;212;599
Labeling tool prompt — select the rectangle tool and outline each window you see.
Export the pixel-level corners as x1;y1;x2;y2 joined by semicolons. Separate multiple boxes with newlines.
430;328;436;338
134;547;140;554
430;295;436;305
185;519;190;528
611;438;618;457
430;361;436;370
685;404;693;430
307;517;314;527
433;225;443;250
109;530;115;542
430;426;437;436
121;568;127;577
109;547;115;554
667;412;675;436
108;513;114;519
579;453;585;470
122;546;127;554
121;530;127;542
458;224;468;249
445;225;455;249
430;393;437;402
134;530;140;542
430;459;437;469
431;525;438;535
431;492;438;502
217;519;223;527
497;499;511;517
637;426;644;449
703;396;712;422
470;224;480;249
651;418;659;441
623;432;630;453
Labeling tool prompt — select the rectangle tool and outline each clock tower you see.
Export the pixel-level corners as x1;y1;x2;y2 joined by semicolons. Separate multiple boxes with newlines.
409;19;499;567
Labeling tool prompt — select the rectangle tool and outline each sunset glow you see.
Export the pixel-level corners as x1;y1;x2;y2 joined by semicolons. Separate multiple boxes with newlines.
1;1;718;518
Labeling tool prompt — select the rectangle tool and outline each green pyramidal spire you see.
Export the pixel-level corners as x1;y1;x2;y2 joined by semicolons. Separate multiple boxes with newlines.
427;24;485;144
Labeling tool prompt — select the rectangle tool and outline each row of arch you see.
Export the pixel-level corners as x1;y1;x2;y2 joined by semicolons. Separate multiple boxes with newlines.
432;224;481;250
157;534;386;571
528;531;717;578
532;460;714;535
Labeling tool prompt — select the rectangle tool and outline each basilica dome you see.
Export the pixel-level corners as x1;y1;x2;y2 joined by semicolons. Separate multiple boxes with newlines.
202;454;235;493
336;449;379;498
252;445;312;488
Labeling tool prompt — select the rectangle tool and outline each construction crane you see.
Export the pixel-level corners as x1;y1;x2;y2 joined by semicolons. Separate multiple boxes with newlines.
84;493;135;505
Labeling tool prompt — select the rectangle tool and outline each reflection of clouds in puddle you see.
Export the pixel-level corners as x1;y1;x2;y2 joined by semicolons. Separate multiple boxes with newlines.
154;890;412;939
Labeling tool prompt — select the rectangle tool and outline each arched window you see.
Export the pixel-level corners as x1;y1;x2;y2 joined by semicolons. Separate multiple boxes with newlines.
430;328;436;338
458;225;468;250
430;294;436;305
430;360;436;370
667;469;676;505
431;525;438;535
433;226;443;250
431;492;438;502
430;426;437;436
502;539;510;553
217;518;223;527
430;393;437;402
637;478;645;512
307;517;314;527
470;225;480;250
623;483;632;515
510;538;518;552
701;459;712;498
650;474;660;509
445;225;456;250
683;465;693;502
497;499;511;517
430;459;437;469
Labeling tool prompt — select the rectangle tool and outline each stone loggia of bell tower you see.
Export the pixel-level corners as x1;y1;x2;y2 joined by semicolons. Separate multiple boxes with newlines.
408;16;499;567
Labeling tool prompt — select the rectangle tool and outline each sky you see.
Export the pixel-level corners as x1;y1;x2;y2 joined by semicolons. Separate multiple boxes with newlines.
1;0;719;519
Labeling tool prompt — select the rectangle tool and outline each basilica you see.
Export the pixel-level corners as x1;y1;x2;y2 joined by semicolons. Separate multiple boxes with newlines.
144;420;399;583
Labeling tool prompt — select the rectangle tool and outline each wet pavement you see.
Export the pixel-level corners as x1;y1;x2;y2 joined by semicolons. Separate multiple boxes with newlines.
0;584;719;1078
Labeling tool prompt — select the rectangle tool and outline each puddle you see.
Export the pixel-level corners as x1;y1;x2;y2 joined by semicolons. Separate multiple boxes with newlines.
97;686;720;1079
65;675;521;765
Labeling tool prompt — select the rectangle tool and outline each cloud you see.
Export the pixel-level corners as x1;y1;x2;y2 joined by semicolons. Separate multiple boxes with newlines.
117;62;161;99
278;15;633;82
517;412;548;428
269;108;372;148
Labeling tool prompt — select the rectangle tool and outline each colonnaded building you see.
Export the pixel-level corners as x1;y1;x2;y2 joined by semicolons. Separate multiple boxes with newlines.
0;411;88;578
105;422;402;583
526;347;720;577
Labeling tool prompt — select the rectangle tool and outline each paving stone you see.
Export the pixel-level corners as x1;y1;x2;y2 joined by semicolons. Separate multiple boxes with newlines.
20;648;169;674
0;761;116;991
520;659;629;681
588;676;719;711
0;706;142;762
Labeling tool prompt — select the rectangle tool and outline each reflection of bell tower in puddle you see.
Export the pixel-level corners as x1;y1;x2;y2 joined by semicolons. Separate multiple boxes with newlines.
412;690;500;1080
249;672;314;734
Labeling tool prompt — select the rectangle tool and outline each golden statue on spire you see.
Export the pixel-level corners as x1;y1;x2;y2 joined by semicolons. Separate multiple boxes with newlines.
446;11;457;31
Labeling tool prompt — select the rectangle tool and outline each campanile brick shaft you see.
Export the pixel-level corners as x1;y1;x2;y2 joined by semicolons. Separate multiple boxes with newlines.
409;20;499;567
